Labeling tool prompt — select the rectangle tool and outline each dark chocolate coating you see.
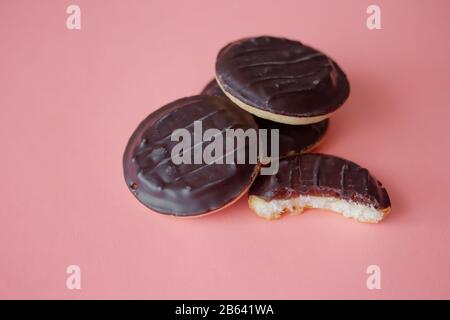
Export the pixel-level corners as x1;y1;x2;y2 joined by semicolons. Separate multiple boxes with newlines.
249;154;390;210
201;79;329;157
123;95;259;216
255;117;328;158
201;79;225;97
216;36;350;117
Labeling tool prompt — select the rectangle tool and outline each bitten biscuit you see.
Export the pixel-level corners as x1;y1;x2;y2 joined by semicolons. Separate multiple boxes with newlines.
249;154;391;223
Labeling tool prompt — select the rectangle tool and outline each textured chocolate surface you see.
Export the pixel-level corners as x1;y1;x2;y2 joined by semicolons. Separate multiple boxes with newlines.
216;36;350;117
201;79;329;157
250;154;390;209
123;95;259;216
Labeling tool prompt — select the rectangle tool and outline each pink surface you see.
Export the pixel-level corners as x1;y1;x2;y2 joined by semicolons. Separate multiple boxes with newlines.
1;0;450;299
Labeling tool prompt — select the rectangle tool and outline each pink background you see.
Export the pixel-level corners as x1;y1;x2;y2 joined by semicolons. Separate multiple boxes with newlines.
1;0;450;299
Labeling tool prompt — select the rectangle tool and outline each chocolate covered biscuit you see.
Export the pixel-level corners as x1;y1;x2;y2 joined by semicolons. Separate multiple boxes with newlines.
216;36;350;125
249;154;390;222
123;95;259;216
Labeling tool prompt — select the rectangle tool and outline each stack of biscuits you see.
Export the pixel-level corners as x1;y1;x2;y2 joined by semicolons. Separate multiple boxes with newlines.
123;36;391;223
